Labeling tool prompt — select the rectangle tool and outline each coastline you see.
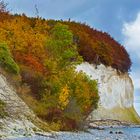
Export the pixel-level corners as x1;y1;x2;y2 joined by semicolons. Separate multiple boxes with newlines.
88;119;140;129
2;120;140;140
5;127;140;140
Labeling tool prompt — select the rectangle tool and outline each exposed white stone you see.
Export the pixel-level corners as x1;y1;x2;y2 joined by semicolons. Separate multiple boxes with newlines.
76;62;140;123
0;74;38;138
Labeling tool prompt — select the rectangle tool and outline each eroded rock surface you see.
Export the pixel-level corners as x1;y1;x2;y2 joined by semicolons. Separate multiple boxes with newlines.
0;74;37;138
76;62;140;123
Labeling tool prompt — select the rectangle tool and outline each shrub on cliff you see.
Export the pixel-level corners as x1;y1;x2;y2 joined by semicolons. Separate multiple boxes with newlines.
23;67;99;130
0;99;7;118
0;43;19;74
46;23;83;68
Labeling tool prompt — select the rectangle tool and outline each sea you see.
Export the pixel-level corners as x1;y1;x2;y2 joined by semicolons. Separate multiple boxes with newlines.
8;127;140;140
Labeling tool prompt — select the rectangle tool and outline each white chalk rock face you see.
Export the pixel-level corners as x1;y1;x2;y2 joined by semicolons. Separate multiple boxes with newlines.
0;74;38;138
76;62;140;123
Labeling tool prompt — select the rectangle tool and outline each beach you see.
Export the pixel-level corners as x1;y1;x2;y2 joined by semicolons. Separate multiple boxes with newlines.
7;127;140;140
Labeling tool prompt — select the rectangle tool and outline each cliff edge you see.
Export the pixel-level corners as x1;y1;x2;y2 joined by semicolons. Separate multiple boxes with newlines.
76;62;140;124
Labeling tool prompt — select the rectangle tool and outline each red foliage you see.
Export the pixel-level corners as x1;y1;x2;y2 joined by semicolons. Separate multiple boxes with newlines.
60;21;131;72
45;107;63;122
45;107;78;130
14;52;45;73
62;117;78;131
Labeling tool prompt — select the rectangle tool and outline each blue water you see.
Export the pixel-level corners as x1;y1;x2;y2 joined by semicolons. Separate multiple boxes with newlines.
8;127;140;140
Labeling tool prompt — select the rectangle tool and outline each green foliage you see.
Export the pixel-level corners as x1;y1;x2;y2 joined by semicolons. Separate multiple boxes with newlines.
50;23;73;47
46;23;83;69
0;99;7;118
0;43;19;74
23;23;98;130
33;67;99;130
19;22;98;130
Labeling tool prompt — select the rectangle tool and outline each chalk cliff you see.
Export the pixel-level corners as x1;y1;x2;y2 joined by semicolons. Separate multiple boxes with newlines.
76;62;140;124
1;61;140;139
0;74;37;138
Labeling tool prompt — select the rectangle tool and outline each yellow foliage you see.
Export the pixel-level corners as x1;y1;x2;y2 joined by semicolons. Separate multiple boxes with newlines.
59;85;70;110
0;16;48;59
49;121;61;131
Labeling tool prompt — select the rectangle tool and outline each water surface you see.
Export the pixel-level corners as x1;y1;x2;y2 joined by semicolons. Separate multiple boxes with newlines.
9;127;140;140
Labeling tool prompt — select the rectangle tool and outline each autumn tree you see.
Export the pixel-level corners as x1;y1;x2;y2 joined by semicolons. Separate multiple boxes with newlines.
0;0;10;21
46;23;83;70
0;0;7;13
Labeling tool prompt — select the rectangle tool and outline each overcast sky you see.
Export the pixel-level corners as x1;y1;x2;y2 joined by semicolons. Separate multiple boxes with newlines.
4;0;140;114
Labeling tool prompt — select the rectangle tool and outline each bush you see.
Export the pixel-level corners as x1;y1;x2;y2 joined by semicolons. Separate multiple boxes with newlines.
33;68;99;130
46;23;83;69
0;99;7;118
50;23;73;47
0;43;19;74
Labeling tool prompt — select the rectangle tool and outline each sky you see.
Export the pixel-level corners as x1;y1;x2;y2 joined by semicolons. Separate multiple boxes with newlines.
3;0;140;114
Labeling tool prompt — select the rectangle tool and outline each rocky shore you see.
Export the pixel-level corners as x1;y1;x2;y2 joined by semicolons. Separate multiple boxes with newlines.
3;120;140;140
7;126;140;140
88;119;140;129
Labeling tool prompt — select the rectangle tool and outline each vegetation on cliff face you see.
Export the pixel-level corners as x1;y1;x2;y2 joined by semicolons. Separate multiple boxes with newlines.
0;99;7;118
0;43;19;74
19;23;98;130
0;1;131;130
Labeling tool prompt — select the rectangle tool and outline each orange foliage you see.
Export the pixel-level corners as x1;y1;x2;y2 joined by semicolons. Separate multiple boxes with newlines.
15;53;45;73
0;13;131;73
60;21;131;72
